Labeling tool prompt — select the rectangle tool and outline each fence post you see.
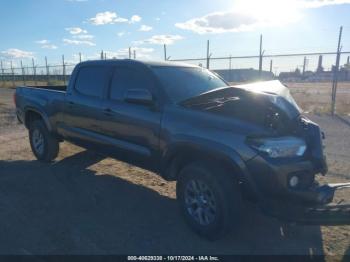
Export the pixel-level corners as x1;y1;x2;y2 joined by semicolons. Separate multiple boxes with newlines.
206;40;210;69
45;56;49;84
331;26;343;116
228;55;232;82
31;58;37;86
62;55;66;86
21;60;26;86
164;44;167;61
269;59;273;73
259;34;263;76
302;56;307;76
11;61;15;87
0;60;4;87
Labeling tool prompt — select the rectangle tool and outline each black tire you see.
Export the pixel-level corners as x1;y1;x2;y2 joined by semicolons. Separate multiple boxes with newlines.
29;120;59;162
176;161;242;240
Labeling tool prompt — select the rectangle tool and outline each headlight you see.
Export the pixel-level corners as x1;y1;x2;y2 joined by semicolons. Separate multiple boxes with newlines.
247;136;307;158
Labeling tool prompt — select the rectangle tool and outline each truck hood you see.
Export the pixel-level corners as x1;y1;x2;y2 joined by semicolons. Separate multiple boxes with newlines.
180;80;302;134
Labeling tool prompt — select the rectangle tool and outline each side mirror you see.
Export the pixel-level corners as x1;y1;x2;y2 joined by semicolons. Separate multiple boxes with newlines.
124;88;154;105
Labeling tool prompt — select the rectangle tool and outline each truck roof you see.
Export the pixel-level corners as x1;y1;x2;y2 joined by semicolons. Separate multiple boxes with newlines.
78;59;198;69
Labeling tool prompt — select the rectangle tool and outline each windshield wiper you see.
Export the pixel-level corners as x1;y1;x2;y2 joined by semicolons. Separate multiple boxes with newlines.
183;96;240;110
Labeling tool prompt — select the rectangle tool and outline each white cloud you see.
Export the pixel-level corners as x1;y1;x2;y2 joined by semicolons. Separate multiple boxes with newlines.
134;35;183;45
89;11;128;25
155;17;161;21
130;15;142;23
117;31;125;37
73;34;94;40
299;0;350;8
42;44;58;49
63;38;96;46
175;11;265;34
139;25;153;32
35;39;58;49
0;48;35;59
175;0;350;34
65;27;88;34
35;39;49;44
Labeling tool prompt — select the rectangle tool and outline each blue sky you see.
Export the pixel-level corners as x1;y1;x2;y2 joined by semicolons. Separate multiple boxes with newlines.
1;0;350;72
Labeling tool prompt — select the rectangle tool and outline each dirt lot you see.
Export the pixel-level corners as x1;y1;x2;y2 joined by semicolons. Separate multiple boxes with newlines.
286;82;350;115
0;87;350;258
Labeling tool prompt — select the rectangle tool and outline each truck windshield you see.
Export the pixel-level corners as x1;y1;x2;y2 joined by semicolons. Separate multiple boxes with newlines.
151;66;228;102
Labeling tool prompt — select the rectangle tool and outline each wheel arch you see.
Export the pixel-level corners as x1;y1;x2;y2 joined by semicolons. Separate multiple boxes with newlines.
24;107;52;131
161;142;259;197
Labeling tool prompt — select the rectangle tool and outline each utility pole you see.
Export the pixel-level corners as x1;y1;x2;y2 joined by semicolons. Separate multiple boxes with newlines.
128;47;132;59
331;26;343;116
259;34;263;76
79;52;82;63
164;44;167;61
133;50;136;59
100;50;104;60
206;40;210;69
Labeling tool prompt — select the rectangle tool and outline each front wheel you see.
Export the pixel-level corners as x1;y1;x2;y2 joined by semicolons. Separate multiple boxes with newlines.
29;120;59;162
176;162;243;240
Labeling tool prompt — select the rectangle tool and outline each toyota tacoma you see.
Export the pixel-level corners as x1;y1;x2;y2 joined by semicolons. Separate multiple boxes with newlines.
15;60;350;239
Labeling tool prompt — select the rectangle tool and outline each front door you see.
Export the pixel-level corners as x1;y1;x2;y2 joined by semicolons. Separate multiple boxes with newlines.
101;66;162;171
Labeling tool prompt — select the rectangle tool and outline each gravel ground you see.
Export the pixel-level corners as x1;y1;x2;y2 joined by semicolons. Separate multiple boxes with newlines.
0;87;349;259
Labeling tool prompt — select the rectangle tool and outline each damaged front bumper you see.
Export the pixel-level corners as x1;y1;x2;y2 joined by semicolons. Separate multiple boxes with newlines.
261;182;350;225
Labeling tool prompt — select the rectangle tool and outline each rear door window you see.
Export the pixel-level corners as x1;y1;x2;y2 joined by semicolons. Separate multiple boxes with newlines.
109;67;153;101
75;66;110;98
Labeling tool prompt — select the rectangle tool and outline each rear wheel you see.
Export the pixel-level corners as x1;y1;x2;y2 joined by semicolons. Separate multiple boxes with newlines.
29;120;59;162
176;161;242;240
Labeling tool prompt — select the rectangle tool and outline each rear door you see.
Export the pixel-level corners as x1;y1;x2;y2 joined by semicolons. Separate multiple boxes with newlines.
60;65;112;147
101;66;162;171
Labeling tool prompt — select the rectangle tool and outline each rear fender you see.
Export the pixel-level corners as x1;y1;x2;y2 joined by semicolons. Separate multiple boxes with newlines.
24;107;52;132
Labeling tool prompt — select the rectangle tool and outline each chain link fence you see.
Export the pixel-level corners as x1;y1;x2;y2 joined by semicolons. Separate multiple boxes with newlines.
1;49;350;115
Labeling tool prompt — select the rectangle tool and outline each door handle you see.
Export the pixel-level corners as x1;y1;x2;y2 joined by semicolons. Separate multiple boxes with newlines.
103;108;113;116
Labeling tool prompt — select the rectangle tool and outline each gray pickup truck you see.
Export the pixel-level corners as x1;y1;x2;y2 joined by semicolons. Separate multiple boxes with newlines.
15;59;350;239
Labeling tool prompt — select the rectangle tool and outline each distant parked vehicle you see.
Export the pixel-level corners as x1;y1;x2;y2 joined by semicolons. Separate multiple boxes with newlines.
15;59;350;239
